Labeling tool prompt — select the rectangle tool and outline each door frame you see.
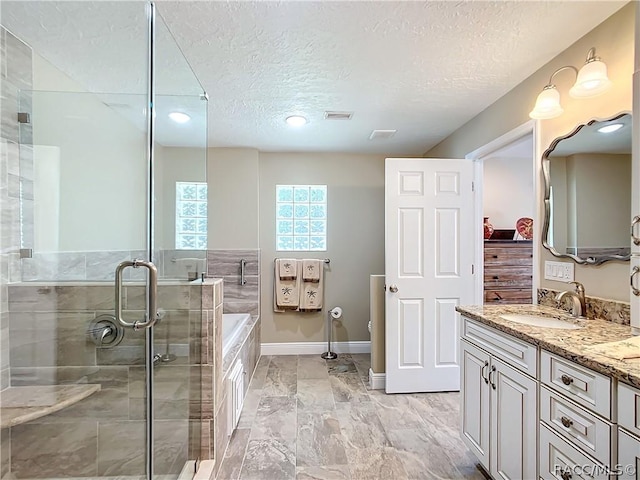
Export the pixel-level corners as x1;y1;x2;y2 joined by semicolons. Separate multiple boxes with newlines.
465;120;540;305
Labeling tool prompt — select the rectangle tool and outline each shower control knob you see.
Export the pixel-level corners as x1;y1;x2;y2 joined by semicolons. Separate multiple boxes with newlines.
389;284;399;293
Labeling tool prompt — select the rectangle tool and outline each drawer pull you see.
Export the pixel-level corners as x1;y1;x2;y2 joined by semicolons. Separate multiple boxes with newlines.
561;374;574;386
481;361;489;384
492;255;498;258
492;275;499;279
631;266;640;297
560;471;572;480
493;292;503;301
560;416;573;428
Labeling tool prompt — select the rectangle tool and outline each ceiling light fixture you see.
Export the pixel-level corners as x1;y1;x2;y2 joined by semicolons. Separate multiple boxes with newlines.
529;47;612;120
285;115;308;127
169;112;191;124
596;123;624;134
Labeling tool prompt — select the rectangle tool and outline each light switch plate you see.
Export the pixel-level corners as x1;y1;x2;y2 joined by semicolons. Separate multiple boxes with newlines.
544;261;574;282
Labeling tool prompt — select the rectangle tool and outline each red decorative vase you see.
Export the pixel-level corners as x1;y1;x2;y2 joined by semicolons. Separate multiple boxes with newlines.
483;217;494;239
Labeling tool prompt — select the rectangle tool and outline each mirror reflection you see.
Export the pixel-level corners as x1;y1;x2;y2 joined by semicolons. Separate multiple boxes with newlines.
542;113;632;264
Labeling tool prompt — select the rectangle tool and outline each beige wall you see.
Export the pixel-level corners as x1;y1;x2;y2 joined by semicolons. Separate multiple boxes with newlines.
259;152;385;343
426;3;635;302
208;148;259;249
32;54;147;252
156;146;207;249
572;153;631;248
483;154;534;230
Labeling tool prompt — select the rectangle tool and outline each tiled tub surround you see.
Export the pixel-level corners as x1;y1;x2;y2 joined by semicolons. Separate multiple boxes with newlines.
3;281;207;478
455;304;640;388
538;287;630;325
207;249;260;317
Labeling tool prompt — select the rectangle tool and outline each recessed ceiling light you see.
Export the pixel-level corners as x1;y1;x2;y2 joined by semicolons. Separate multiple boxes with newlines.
596;123;624;133
169;112;191;124
286;115;308;127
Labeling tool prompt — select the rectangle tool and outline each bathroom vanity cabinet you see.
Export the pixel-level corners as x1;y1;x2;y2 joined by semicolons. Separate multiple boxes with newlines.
460;318;537;479
458;309;640;480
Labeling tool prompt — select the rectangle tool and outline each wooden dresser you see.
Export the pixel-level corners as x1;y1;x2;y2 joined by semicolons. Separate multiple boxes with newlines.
484;240;533;304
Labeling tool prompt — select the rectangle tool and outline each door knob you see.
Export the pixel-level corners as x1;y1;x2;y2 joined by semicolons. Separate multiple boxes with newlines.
389;284;398;293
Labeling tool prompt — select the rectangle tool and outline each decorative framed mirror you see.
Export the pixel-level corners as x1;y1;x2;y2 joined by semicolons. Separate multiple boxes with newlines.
541;112;632;265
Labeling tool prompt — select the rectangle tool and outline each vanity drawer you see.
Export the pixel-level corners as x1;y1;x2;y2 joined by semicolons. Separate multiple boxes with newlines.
618;382;640;437
539;424;609;480
540;386;612;465
483;266;532;288
484;288;532;304
540;350;611;419
462;318;537;377
484;247;533;266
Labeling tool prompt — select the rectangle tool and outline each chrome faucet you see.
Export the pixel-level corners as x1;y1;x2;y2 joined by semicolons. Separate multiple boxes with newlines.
555;281;586;318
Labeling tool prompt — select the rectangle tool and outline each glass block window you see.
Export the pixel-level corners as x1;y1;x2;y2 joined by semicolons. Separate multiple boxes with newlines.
176;182;208;250
276;185;327;251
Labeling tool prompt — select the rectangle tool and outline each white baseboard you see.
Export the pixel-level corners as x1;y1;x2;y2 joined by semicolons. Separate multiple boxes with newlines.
369;368;386;390
261;341;370;356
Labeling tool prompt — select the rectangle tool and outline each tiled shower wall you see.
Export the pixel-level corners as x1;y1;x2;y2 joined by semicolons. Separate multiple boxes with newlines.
207;249;260;316
1;26;34;480
19;249;207;282
6;282;205;478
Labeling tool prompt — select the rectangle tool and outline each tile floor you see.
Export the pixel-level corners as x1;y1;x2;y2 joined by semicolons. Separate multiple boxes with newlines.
216;354;488;480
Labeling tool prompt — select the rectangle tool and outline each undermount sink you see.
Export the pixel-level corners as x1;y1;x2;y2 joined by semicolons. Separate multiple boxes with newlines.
500;313;583;330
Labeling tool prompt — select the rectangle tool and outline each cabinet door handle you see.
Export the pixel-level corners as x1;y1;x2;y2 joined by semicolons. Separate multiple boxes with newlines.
631;216;640;245
489;365;496;390
631;266;640;297
560;416;573;428
492;255;498;258
561;374;574;386
492;275;499;280
481;361;489;384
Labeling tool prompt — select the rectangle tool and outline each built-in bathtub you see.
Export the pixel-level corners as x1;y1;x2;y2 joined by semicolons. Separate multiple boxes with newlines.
222;313;251;358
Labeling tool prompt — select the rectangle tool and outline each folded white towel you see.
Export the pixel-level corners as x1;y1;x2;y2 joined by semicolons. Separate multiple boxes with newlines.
299;262;323;311
278;258;297;279
585;336;640;360
302;259;321;282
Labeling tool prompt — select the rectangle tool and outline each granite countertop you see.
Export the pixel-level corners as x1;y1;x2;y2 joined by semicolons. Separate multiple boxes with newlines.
456;304;640;388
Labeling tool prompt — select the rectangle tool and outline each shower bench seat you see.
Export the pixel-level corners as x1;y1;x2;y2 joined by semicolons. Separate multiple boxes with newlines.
0;384;100;428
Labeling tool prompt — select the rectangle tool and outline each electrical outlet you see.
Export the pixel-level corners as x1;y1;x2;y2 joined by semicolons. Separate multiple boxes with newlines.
544;261;574;282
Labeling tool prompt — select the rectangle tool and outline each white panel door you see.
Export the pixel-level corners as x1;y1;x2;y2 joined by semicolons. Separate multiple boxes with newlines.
385;158;475;393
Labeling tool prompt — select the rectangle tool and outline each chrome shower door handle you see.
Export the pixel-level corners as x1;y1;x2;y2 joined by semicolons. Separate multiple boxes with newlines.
115;259;159;330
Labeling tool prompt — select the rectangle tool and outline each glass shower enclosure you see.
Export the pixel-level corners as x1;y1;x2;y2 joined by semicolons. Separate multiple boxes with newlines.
0;2;208;478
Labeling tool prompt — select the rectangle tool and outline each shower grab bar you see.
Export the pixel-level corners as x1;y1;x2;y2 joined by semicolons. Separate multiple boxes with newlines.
114;259;159;330
240;259;247;285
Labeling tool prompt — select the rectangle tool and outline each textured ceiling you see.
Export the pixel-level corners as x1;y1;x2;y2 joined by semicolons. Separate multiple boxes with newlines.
1;1;629;155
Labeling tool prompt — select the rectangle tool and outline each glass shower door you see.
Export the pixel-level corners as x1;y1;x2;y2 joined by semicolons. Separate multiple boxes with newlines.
1;1;206;478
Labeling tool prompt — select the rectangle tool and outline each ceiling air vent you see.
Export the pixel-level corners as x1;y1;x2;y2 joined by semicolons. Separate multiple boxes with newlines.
324;111;353;120
369;129;397;140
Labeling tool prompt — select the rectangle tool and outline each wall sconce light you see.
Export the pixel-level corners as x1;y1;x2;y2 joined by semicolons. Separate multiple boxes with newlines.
529;47;612;120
